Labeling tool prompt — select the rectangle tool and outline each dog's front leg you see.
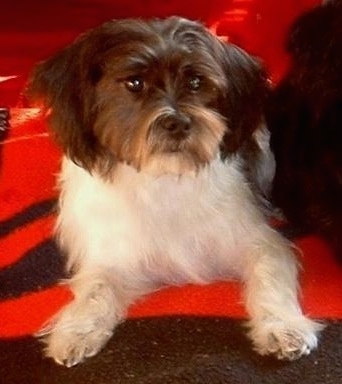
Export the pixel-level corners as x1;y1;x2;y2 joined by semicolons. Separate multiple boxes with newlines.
242;229;323;360
37;268;133;367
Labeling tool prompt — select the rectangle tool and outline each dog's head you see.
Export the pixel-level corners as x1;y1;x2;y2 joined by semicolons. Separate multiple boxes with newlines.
27;17;268;176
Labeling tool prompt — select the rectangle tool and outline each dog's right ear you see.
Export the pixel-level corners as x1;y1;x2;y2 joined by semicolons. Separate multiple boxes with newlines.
26;29;107;172
217;42;270;156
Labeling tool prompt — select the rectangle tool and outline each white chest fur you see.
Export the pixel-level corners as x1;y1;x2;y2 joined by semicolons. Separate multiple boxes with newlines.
57;156;264;287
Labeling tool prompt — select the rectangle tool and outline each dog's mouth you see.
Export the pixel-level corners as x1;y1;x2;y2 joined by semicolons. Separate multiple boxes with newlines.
163;139;189;153
167;146;181;153
151;137;200;164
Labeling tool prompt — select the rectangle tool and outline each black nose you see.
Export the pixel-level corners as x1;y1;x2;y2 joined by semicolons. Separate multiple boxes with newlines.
162;115;191;138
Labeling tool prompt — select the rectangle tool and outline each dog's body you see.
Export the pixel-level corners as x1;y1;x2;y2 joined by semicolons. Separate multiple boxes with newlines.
266;0;342;260
28;16;321;367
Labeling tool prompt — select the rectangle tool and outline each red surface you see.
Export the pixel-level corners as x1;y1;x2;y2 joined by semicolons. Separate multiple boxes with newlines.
2;0;340;339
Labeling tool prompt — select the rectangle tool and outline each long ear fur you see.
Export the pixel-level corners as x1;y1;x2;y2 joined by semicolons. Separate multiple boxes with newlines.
218;42;270;157
26;27;110;171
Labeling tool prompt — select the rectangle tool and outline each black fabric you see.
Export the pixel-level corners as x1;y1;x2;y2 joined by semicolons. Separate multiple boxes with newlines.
0;199;57;238
1;317;341;384
0;239;64;300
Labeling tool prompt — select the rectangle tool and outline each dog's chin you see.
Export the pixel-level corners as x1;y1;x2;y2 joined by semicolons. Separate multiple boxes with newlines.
136;133;223;177
138;151;212;177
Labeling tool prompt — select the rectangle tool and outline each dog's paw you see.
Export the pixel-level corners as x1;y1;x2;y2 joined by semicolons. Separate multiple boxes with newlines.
255;327;316;360
41;324;113;367
36;295;119;367
249;316;323;360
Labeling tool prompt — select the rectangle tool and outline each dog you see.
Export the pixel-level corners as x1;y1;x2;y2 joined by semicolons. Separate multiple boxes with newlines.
27;16;321;367
266;0;342;261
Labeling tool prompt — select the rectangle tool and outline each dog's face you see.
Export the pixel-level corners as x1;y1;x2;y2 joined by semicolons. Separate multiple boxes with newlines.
28;17;268;176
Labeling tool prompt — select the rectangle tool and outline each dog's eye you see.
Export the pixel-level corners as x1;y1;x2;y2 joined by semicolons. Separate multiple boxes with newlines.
187;76;202;92
125;77;145;92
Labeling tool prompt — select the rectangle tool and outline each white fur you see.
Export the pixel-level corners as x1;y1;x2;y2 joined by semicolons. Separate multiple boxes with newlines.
39;154;322;366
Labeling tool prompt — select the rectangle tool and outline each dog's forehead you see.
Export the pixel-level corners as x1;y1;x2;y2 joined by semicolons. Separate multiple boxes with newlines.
106;17;212;44
98;18;222;74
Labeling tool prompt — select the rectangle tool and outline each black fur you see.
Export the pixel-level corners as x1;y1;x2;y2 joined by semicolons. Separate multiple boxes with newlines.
266;0;342;260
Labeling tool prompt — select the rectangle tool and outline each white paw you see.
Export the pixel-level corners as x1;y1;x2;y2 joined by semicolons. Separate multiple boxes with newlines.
249;316;323;360
36;295;119;367
41;323;113;367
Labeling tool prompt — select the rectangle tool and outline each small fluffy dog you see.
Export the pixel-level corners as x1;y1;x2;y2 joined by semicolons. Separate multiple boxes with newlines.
27;16;321;367
266;0;342;261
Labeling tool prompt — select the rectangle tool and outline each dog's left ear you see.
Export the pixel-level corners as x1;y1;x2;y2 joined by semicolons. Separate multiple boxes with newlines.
218;42;269;156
